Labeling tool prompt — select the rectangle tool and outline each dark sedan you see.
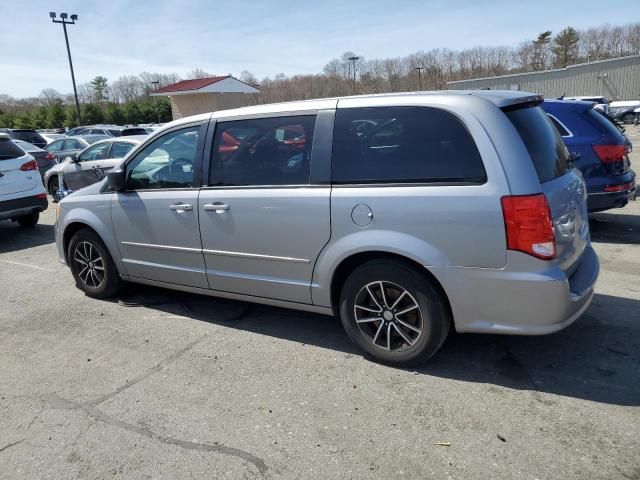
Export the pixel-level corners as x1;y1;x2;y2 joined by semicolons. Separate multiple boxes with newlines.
44;135;110;163
12;139;57;181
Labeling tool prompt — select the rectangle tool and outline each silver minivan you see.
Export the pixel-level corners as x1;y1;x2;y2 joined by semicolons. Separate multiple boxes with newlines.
55;91;599;366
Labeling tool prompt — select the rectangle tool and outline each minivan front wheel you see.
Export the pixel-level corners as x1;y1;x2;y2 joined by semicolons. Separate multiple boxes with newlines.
68;229;121;298
339;260;450;366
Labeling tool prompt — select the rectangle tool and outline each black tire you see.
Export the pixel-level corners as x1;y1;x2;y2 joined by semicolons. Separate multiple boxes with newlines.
621;113;635;125
339;259;450;367
68;228;122;299
48;176;58;199
16;212;39;228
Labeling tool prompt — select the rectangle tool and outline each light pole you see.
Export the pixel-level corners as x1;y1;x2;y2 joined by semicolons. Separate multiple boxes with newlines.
151;80;160;123
348;56;360;95
50;12;82;125
415;66;424;90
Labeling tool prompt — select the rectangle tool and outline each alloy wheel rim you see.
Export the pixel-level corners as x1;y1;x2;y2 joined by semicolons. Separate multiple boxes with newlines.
353;281;424;351
73;241;105;289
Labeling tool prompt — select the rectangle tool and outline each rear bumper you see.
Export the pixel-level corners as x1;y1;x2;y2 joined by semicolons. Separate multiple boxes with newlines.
0;195;48;220
430;245;599;335
587;173;636;213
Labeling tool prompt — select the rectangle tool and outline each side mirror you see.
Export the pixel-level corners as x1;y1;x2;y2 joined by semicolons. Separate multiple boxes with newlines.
107;168;126;191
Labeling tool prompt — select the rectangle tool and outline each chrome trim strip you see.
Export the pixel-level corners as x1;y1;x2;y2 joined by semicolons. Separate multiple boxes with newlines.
122;258;206;274
121;241;310;264
202;249;310;264
121;241;202;254
206;268;310;286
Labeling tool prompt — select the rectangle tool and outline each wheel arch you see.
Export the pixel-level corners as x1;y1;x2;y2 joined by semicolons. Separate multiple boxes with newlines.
327;251;453;322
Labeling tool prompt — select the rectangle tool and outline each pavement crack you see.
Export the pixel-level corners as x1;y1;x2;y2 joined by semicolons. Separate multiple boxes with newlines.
46;335;268;477
83;335;207;408
48;395;267;477
0;439;25;454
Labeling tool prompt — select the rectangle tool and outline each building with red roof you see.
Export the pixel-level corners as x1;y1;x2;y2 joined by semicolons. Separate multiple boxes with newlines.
152;76;259;119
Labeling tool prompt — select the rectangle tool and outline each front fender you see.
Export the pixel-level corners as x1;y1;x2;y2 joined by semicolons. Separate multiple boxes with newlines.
311;229;451;307
58;193;125;274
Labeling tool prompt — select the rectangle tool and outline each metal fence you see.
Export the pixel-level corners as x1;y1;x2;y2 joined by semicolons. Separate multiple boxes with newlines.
447;55;640;101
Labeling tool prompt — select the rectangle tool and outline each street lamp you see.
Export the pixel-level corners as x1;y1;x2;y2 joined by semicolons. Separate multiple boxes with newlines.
415;66;424;91
151;81;160;123
348;56;360;95
50;12;82;125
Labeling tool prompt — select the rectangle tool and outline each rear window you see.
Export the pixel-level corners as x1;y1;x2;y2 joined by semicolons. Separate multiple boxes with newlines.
122;128;147;136
0;139;27;160
505;106;569;183
12;131;44;144
332;106;486;184
587;109;625;139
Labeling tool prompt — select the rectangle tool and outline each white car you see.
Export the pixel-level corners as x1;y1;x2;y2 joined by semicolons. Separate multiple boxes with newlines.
0;133;48;228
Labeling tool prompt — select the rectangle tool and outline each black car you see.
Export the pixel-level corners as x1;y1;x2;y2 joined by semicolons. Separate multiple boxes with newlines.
5;129;47;149
44;135;110;163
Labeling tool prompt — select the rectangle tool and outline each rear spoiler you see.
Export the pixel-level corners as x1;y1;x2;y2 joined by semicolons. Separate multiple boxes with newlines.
500;96;544;112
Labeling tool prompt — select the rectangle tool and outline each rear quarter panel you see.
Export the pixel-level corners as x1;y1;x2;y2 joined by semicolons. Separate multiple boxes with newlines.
311;96;516;307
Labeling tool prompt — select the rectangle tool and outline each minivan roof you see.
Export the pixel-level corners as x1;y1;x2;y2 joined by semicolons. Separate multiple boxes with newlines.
165;90;542;130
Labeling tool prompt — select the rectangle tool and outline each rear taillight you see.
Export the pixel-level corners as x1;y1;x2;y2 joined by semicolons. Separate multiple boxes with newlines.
501;194;556;260
36;193;47;199
604;181;635;193
593;145;627;163
20;160;38;171
44;152;56;161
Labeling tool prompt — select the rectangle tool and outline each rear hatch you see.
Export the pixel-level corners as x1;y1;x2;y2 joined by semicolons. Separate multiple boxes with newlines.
586;108;631;175
505;104;589;276
0;138;39;196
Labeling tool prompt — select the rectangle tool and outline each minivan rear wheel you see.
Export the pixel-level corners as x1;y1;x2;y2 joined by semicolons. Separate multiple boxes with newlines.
68;229;122;299
339;260;450;366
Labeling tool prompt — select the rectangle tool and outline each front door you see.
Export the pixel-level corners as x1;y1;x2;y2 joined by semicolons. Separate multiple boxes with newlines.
63;141;112;191
111;124;208;288
198;115;331;303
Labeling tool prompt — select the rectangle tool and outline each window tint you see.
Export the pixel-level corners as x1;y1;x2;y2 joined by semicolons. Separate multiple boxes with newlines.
210;115;315;186
127;126;200;190
331;107;486;184
79;142;110;161
11;131;44;144
505;106;569;183
90;129;106;135
110;142;135;158
63;139;80;150
0;138;26;160
46;140;64;152
587;109;625;139
547;115;571;137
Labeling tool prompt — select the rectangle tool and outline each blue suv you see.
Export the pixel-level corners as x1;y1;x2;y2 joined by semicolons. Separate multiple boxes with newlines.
542;99;636;212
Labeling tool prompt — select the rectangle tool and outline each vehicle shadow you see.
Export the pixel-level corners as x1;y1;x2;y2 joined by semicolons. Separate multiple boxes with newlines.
589;200;640;245
114;284;639;407
0;222;55;254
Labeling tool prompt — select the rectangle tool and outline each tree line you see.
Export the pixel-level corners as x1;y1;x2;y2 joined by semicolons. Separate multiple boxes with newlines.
1;21;638;129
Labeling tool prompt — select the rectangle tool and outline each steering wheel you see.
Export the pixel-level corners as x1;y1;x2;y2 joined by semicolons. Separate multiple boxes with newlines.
169;158;192;177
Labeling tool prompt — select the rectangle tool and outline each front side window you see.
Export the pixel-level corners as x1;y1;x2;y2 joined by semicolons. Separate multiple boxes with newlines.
126;125;200;190
46;140;64;153
78;142;110;162
63;139;80;150
110;142;135;158
209;115;316;186
331;107;486;184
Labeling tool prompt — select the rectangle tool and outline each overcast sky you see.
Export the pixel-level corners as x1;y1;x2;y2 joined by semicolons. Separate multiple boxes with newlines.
1;0;638;98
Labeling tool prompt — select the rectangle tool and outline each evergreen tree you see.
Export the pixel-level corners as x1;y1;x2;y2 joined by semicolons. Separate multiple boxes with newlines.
82;103;104;124
47;100;66;128
90;76;109;103
552;27;580;68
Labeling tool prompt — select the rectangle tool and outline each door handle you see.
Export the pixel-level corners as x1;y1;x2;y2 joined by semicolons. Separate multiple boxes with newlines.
169;203;193;211
203;203;229;213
